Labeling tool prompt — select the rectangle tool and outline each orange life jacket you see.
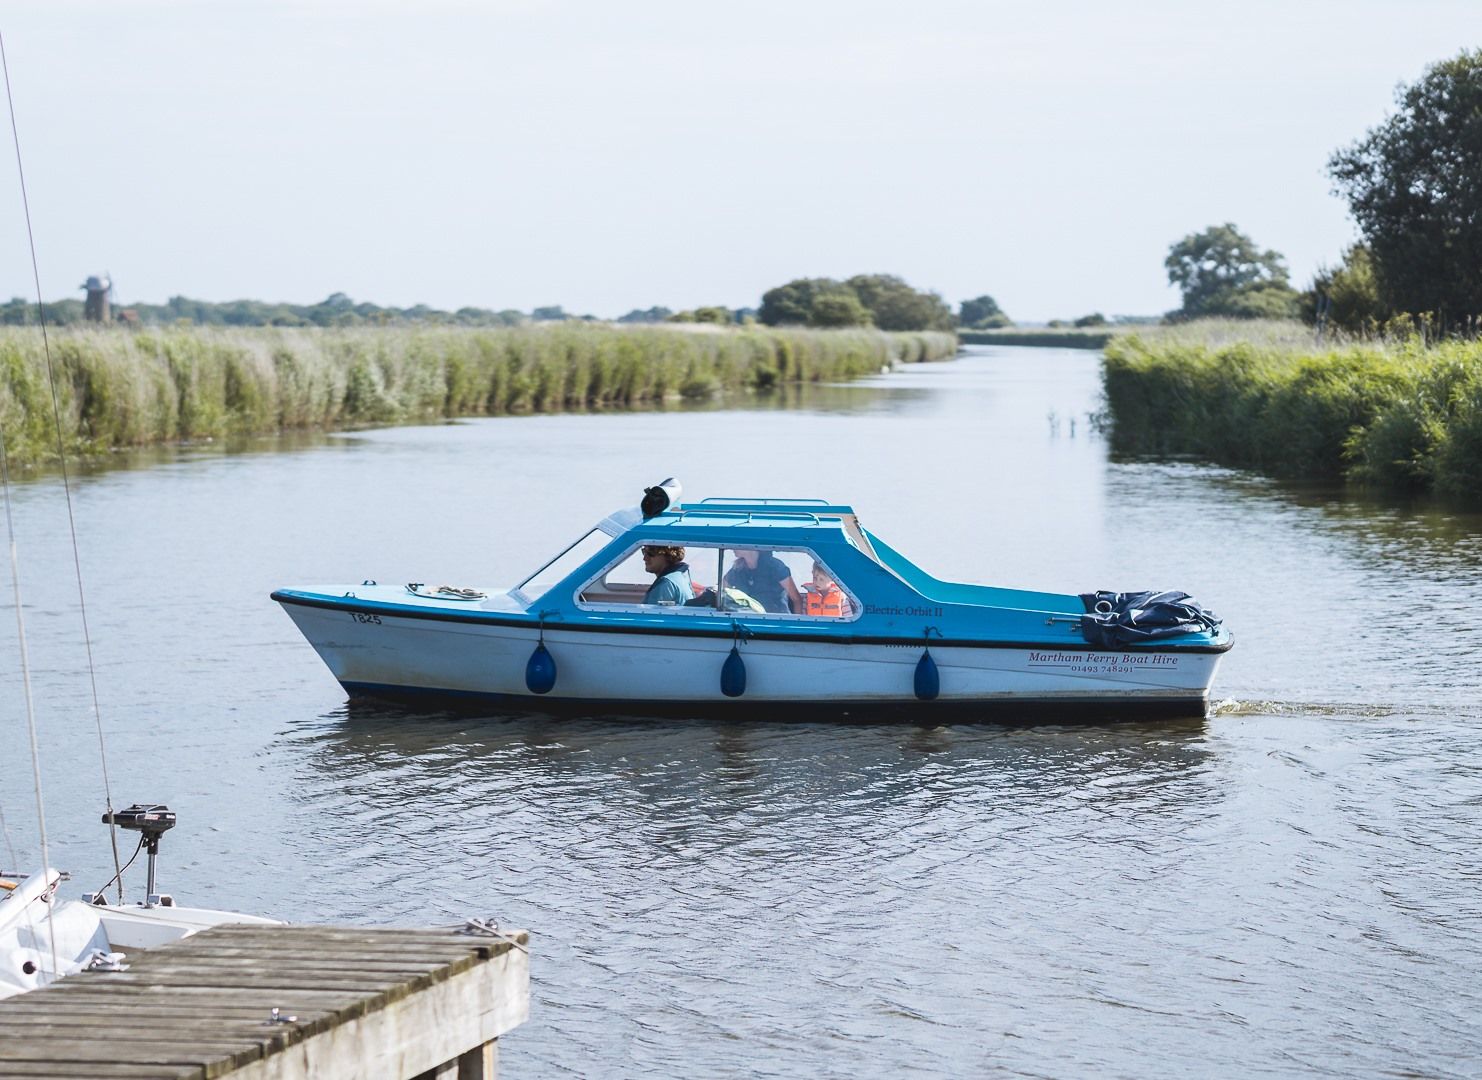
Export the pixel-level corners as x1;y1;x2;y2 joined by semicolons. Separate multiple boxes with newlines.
804;584;846;617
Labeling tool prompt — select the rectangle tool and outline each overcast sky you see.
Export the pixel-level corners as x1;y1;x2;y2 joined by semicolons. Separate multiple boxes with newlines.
0;2;1476;321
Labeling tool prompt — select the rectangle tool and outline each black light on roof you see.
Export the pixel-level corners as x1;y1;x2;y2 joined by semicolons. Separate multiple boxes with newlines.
641;478;682;518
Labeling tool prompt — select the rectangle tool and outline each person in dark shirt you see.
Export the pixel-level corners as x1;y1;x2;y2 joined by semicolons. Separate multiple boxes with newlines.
723;548;803;614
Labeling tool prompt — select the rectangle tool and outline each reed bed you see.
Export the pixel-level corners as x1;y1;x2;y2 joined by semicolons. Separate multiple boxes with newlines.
0;324;956;466
959;328;1119;349
1102;322;1482;499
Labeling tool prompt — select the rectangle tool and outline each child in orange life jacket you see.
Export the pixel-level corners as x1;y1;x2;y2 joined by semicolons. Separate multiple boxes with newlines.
803;561;852;618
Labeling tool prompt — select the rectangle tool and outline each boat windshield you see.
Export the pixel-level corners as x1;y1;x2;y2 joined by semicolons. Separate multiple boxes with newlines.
514;529;612;603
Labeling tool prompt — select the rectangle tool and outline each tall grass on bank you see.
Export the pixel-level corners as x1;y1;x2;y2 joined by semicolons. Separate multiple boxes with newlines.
959;328;1119;349
0;324;956;466
1102;321;1482;499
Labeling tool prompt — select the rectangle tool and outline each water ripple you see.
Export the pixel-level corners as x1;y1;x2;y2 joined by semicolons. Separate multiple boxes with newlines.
249;702;1482;1077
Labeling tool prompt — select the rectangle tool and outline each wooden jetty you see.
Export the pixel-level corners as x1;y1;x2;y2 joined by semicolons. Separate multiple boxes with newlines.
0;922;529;1079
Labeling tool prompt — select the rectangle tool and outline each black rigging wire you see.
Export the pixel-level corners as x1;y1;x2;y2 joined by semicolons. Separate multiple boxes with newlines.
89;835;146;901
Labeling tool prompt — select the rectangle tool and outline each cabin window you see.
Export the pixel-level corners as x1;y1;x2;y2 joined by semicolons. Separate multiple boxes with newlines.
577;543;724;612
514;529;612;602
717;547;856;619
575;543;857;620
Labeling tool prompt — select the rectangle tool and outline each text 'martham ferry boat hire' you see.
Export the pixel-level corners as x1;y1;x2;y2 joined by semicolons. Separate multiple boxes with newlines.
272;480;1231;718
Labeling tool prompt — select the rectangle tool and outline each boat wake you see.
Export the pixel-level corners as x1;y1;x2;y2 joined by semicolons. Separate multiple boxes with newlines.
1209;698;1455;720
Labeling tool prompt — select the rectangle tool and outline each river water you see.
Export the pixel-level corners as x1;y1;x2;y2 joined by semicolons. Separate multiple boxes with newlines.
3;345;1481;1077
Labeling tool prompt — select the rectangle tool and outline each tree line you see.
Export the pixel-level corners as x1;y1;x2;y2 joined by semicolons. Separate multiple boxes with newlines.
1165;48;1482;335
3;279;1014;335
0;291;541;328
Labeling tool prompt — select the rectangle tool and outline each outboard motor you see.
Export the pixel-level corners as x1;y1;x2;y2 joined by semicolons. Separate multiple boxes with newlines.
641;478;682;519
102;804;176;907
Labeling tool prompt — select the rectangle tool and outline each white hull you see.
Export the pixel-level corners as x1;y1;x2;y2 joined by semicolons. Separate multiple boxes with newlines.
281;601;1222;714
0;869;279;1000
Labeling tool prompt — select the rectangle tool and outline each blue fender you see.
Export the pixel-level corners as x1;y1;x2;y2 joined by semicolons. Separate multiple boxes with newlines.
525;641;557;694
913;649;939;701
720;645;747;697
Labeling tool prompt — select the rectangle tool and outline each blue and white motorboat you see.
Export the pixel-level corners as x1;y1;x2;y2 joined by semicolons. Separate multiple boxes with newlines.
272;481;1232;719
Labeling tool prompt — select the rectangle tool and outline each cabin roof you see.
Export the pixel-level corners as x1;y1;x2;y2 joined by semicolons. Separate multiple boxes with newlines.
592;497;879;563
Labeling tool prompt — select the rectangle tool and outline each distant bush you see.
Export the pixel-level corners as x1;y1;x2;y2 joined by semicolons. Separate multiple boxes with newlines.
958;295;1010;329
667;307;734;325
1300;244;1388;333
616;306;673;324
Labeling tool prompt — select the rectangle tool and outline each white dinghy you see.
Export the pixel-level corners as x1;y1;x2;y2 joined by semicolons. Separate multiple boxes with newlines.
0;804;279;1001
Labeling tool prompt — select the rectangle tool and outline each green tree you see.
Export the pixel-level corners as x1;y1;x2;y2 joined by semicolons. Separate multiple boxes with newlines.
846;274;954;331
959;294;1008;328
1073;312;1108;328
758;278;852;325
1300;244;1387;331
760;273;954;331
1164;223;1298;319
1328;49;1482;326
807;292;871;327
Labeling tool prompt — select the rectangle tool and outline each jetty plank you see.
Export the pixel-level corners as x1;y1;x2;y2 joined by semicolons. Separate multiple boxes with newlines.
0;1038;258;1062
0;1066;202;1079
0;924;529;1079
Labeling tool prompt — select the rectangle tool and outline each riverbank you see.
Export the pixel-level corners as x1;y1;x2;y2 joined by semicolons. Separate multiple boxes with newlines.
959;328;1118;348
0;324;956;466
1102;320;1482;499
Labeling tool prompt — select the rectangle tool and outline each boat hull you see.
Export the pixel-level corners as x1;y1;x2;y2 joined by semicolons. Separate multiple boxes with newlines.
278;596;1225;720
0;869;279;1000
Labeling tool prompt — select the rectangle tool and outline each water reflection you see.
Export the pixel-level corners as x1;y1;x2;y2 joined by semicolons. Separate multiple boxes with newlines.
4;375;939;490
1094;457;1482;709
1108;459;1482;570
305;698;1216;754
283;702;1221;853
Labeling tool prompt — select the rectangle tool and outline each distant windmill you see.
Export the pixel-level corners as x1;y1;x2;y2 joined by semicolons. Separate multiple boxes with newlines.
81;271;112;323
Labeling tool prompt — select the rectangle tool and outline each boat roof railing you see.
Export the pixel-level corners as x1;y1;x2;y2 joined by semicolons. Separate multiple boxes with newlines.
662;499;877;558
668;508;826;525
697;497;831;506
681;499;856;518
